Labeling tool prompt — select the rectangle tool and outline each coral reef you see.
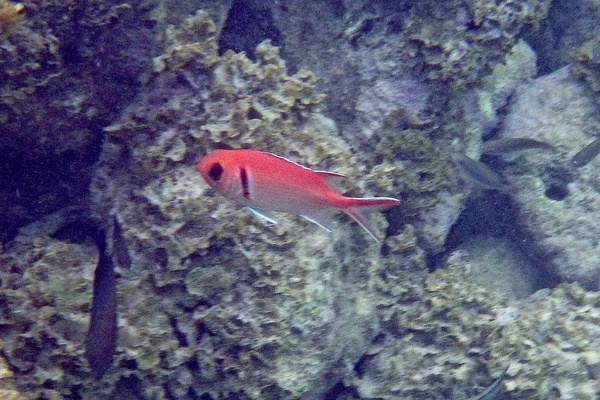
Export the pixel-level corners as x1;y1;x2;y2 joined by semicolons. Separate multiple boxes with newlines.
4;206;600;399
265;0;548;252
490;283;600;399
495;66;600;289
347;264;600;399
0;210;98;399
405;0;550;88
3;0;599;399
458;40;538;139
0;0;162;241
90;10;396;399
272;0;433;140
528;0;600;75
268;0;549;141
0;0;233;242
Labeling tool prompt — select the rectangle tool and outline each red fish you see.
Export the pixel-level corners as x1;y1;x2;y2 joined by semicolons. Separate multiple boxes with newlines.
197;149;401;243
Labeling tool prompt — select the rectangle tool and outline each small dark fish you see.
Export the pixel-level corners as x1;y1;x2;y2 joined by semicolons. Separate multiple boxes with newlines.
482;138;556;155
452;154;506;191
571;137;600;168
52;214;118;379
85;230;117;379
468;365;509;400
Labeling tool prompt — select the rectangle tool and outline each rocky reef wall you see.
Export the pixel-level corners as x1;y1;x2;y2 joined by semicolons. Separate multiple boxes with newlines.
2;0;600;399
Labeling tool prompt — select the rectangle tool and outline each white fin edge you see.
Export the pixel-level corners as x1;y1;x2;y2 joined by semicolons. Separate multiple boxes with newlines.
300;215;333;233
247;207;278;224
344;207;384;244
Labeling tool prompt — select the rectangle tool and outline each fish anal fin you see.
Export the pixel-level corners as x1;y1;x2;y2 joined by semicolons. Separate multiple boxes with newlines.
301;209;336;233
343;197;402;244
247;207;278;224
344;207;383;244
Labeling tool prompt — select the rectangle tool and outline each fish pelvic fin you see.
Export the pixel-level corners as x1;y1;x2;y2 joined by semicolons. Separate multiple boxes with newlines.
342;197;401;244
247;207;278;224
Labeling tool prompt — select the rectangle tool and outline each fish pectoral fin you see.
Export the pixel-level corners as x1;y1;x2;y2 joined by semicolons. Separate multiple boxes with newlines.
247;207;278;224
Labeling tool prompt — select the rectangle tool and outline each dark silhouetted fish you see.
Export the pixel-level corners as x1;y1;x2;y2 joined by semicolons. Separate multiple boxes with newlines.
571;137;600;168
452;154;506;191
85;217;130;377
85;231;117;379
45;210;119;379
482;138;556;155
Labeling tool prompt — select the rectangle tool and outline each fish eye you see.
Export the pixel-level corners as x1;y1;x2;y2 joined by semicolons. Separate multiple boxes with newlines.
208;163;224;182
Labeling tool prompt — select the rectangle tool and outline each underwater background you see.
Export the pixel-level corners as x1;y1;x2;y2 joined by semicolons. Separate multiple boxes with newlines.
1;0;600;399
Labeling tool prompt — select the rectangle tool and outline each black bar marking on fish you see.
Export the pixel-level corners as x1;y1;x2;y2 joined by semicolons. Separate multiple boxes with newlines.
571;137;600;168
482;138;556;155
240;167;250;199
452;154;506;191
85;230;117;379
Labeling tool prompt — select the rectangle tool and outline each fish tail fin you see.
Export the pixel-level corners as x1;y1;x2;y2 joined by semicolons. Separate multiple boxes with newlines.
342;197;401;244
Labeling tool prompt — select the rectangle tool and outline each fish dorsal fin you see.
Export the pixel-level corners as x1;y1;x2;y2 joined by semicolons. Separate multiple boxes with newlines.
262;152;315;172
262;152;346;184
315;170;346;191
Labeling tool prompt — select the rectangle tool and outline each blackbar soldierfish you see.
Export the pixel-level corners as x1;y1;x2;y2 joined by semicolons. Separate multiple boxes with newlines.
197;149;401;243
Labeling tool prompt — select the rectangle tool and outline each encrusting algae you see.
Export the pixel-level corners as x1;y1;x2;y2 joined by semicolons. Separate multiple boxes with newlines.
0;0;24;36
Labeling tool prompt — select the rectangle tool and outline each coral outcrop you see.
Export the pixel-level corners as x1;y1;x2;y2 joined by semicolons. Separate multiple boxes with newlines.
405;0;550;88
0;0;159;241
495;66;600;289
347;264;600;399
528;0;600;75
3;1;599;399
573;35;600;106
265;0;550;251
0;0;233;242
490;283;600;399
0;210;98;399
88;10;391;399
